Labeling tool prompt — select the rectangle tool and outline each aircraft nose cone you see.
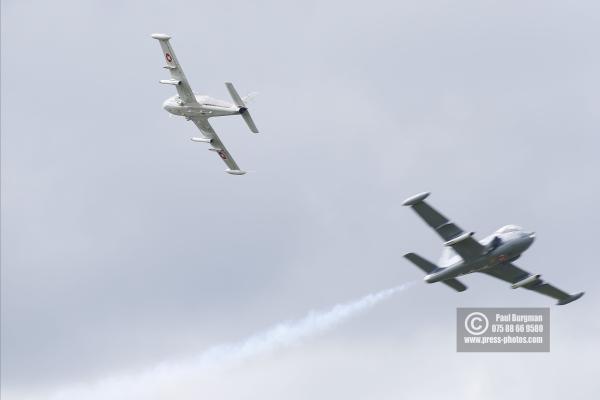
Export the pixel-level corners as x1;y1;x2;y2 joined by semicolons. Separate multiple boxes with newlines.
524;232;535;248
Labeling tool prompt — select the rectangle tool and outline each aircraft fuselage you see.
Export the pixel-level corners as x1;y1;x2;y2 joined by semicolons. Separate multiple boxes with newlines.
425;227;536;283
163;95;240;118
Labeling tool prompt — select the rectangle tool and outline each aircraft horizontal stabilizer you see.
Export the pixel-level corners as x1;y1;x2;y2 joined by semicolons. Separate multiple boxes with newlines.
225;82;259;133
240;110;259;133
441;278;467;292
404;253;438;274
404;253;467;292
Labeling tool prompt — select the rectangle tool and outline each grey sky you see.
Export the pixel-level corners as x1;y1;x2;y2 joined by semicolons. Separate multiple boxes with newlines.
2;0;599;398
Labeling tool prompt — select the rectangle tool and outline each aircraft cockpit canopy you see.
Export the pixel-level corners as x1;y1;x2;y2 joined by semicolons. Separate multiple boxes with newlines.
495;225;523;234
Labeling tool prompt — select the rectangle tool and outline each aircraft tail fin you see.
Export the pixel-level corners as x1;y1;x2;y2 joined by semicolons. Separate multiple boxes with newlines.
225;82;259;133
404;253;467;292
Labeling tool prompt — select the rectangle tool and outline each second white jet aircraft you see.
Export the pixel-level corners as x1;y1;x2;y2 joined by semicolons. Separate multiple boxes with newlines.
151;33;258;175
403;192;584;305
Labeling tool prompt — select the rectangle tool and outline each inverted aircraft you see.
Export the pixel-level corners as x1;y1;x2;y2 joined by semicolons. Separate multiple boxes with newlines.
403;192;584;305
151;33;258;175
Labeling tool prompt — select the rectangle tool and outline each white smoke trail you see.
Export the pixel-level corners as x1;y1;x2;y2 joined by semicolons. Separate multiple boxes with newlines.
192;281;414;368
45;282;414;400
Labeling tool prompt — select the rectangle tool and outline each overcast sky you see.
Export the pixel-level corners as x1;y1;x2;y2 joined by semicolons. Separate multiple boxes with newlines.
2;0;599;399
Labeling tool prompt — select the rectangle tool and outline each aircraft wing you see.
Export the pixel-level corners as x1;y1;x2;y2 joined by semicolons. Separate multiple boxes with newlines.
191;117;245;175
151;34;198;105
481;263;584;305
403;192;485;262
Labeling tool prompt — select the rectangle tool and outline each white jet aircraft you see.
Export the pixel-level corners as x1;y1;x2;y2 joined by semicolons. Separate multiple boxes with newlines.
151;33;259;175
